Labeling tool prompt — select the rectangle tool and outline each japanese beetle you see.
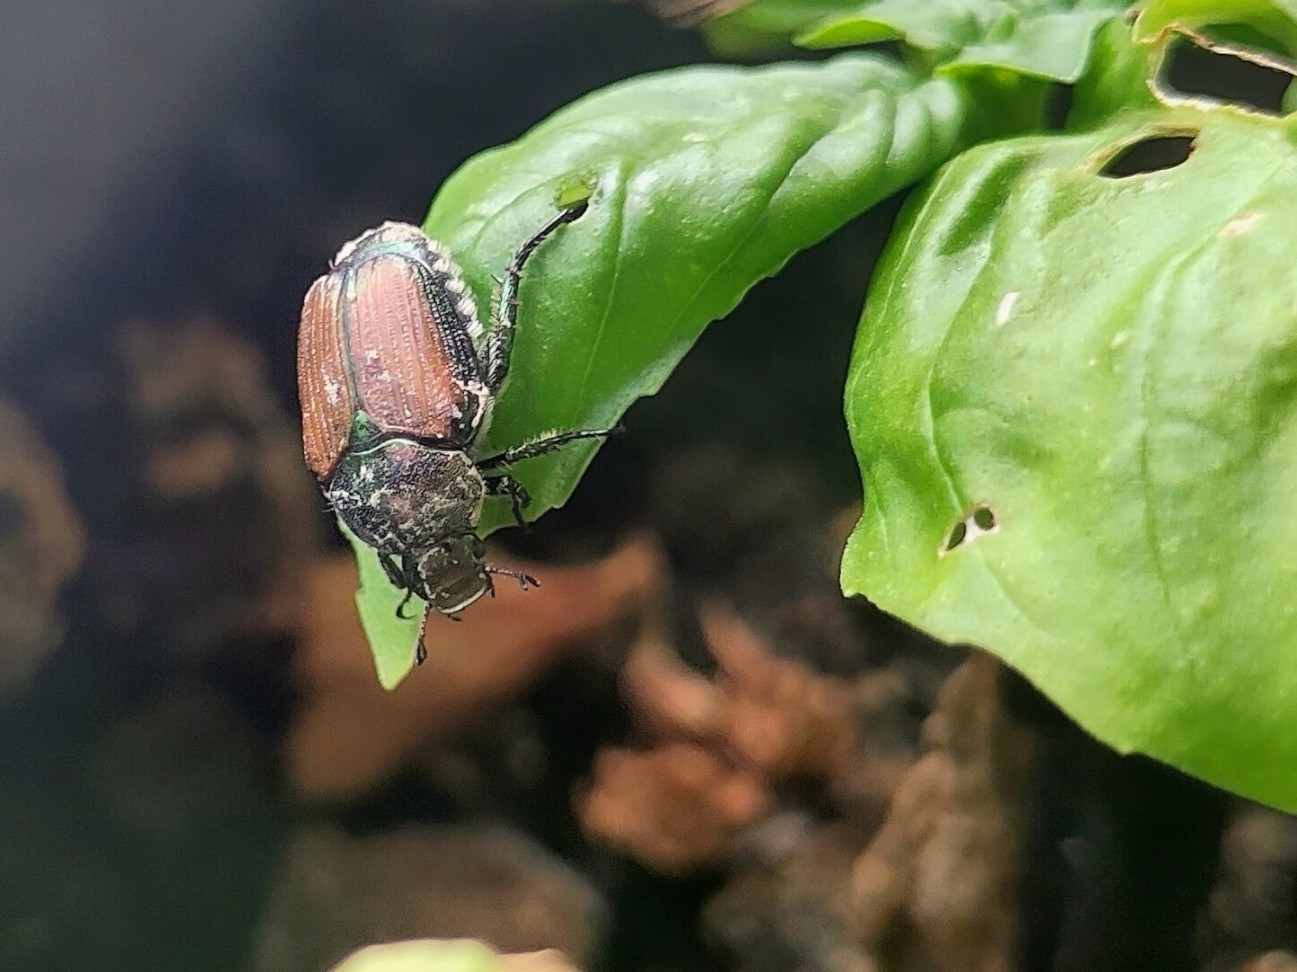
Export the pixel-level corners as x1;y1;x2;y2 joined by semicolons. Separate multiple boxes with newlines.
297;202;612;656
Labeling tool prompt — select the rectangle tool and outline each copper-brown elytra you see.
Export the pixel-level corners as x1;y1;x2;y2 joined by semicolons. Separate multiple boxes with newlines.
297;201;612;662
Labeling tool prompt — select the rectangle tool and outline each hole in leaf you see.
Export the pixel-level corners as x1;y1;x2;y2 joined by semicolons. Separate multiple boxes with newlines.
944;520;968;552
940;505;998;556
1159;30;1295;114
1098;135;1195;178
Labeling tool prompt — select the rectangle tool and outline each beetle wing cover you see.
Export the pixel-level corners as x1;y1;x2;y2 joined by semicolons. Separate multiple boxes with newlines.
298;223;486;482
345;252;483;443
298;272;356;481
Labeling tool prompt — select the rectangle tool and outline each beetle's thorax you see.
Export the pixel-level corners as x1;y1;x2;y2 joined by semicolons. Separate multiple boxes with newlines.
326;435;485;555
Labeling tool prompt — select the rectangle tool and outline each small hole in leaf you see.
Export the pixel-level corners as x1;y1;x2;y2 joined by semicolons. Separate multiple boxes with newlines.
1098;135;1195;178
1160;30;1294;114
944;520;968;552
940;505;998;557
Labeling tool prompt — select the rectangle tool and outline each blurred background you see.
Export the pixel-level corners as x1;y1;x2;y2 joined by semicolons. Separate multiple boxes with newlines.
0;3;1294;971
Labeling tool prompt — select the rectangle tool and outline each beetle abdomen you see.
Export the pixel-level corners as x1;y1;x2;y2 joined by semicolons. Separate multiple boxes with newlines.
297;222;488;482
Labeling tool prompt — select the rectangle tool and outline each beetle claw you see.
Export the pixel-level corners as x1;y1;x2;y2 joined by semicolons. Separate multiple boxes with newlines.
395;588;416;619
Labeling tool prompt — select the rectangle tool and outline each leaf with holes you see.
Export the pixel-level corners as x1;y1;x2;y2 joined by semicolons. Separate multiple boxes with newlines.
1134;0;1297;59
707;0;1128;82
842;106;1297;810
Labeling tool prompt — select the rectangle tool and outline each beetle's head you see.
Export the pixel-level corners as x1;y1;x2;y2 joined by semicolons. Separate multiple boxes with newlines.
416;534;490;615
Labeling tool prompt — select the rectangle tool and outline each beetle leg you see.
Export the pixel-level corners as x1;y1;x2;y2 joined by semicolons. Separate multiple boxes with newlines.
378;552;405;589
486;565;541;590
395;587;417;619
476;427;619;471
481;201;589;393
484;474;531;528
391;552;423;620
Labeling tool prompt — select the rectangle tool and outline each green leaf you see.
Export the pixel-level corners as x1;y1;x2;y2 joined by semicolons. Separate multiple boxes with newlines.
706;0;1128;82
349;54;996;688
345;54;1011;689
425;54;998;536
842;104;1297;809
804;0;1127;81
1067;16;1163;126
1134;0;1297;57
331;939;505;972
342;521;424;691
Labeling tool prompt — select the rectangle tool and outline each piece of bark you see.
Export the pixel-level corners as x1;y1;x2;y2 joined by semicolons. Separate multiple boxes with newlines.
579;741;770;874
0;396;83;694
701;601;855;782
585;603;925;875
619;604;856;784
287;535;661;799
849;653;1035;972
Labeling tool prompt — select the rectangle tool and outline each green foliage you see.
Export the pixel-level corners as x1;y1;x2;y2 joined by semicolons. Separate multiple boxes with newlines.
710;0;1127;80
363;53;1007;688
1135;0;1297;54
333;0;1297;811
842;105;1297;810
703;0;862;55
425;55;996;532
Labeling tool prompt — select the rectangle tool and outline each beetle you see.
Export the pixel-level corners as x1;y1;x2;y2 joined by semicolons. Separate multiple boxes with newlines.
297;201;612;660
